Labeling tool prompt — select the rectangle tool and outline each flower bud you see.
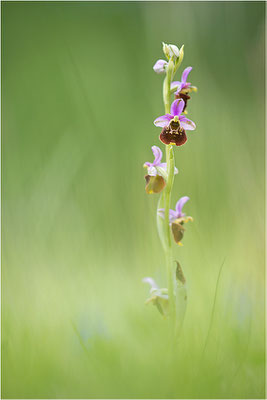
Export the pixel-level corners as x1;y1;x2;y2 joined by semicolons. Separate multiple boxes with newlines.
169;44;180;58
153;59;168;74
162;42;170;59
162;42;180;60
174;45;184;72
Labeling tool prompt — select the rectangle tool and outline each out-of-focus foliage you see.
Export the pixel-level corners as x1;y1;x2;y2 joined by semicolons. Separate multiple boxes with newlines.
2;2;265;398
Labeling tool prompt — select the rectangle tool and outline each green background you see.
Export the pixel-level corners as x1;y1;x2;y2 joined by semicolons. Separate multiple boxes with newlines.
2;1;265;398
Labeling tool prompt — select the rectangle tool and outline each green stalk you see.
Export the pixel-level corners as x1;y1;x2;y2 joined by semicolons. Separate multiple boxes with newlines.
163;60;176;336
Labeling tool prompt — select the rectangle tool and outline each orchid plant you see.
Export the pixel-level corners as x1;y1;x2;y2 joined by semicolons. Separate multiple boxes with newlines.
143;42;197;340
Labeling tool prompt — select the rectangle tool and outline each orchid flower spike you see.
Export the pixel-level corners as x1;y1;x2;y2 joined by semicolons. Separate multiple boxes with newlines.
154;99;196;146
171;67;197;112
158;196;193;246
144;146;178;194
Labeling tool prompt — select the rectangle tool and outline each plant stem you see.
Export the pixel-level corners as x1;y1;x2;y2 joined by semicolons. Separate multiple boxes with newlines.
163;61;176;337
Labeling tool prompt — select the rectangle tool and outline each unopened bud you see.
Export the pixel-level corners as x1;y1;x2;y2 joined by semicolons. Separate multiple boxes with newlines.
162;42;180;60
153;59;168;74
175;45;184;72
169;44;180;58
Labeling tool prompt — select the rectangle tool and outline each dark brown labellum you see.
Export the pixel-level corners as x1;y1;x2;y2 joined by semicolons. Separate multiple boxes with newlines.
160;126;187;146
145;174;166;194
171;222;185;243
175;92;191;112
169;120;180;130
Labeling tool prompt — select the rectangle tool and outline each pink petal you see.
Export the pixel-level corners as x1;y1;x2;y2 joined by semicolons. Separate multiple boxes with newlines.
171;99;185;116
179;116;196;131
142;277;158;289
170;81;182;91
176;196;190;217
158;208;177;224
169;209;178;223
151;146;162;165
159;162;178;175
154;114;172;128
181;66;192;83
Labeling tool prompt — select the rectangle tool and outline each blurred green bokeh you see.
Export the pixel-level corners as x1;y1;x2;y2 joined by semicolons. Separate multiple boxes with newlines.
2;2;265;399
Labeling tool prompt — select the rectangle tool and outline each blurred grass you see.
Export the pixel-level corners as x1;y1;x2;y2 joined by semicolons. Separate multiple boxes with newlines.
1;1;265;399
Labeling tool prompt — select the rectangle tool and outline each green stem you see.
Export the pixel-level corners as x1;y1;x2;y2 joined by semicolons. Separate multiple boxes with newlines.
163;61;176;337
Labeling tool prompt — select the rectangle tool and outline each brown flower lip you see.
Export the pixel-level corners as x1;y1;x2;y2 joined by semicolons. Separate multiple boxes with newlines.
160;123;187;146
171;222;185;244
145;174;166;194
175;92;191;112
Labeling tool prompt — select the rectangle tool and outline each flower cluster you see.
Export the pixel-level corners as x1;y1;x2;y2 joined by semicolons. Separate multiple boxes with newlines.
142;42;197;318
143;42;197;197
153;42;181;74
153;44;197;146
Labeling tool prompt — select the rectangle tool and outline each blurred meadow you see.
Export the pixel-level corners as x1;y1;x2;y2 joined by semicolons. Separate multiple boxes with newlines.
1;1;265;399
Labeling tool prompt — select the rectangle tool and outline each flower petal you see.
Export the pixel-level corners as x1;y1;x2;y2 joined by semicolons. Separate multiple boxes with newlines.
155;166;168;180
142;277;158;289
169;209;178;223
158;162;167;171
176;196;190;218
157;208;166;220
154;114;172;128
169;44;179;58
144;161;152;168
170;81;182;91
181;66;192;83
151;145;162;165
153;59;168;74
179;116;196;131
170;99;185;117
159;162;178;175
147;166;157;176
155;291;169;300
157;208;177;223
